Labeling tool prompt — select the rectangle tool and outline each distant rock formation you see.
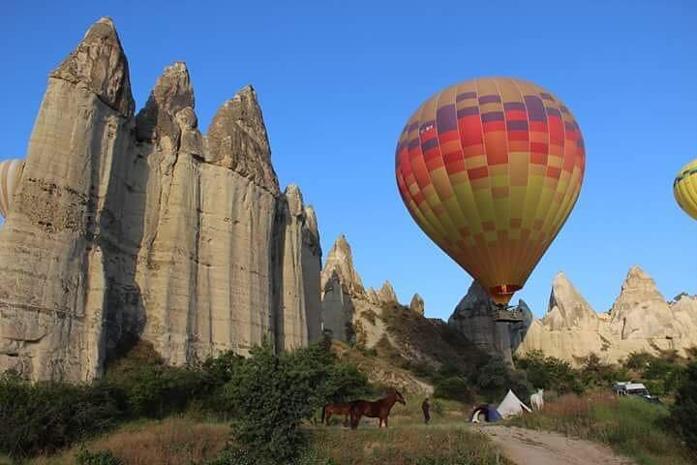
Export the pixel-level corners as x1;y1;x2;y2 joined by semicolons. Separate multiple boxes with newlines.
0;18;321;382
409;293;425;315
448;281;533;364
518;267;697;365
320;235;397;344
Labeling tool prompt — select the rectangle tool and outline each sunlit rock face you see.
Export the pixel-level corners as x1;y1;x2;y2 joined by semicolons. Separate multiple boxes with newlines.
0;18;321;381
517;268;697;365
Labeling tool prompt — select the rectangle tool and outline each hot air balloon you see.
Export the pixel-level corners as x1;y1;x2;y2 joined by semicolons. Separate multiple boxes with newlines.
395;77;585;309
674;159;697;220
0;159;25;219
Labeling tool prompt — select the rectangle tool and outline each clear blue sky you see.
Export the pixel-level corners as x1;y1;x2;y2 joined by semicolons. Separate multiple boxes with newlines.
1;0;696;319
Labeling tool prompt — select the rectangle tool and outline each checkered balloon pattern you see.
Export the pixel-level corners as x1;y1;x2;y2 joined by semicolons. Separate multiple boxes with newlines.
674;159;697;221
395;78;585;305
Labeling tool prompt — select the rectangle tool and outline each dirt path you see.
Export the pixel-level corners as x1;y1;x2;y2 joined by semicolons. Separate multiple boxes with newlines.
479;425;635;465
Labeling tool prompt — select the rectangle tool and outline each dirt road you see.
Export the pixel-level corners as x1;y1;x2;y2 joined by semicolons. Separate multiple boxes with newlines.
479;425;635;465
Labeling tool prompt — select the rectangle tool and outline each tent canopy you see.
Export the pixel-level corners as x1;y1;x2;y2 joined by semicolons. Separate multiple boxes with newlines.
496;389;532;419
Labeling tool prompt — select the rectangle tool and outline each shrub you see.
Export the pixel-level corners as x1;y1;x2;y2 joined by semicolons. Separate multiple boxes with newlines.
76;448;123;465
671;362;697;453
223;342;369;463
433;376;473;403
579;353;628;389
516;350;584;394
474;356;531;402
0;373;122;458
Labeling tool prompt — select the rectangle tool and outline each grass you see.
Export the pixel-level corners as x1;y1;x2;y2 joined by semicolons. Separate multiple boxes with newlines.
304;426;510;465
29;417;229;465
306;396;510;465
23;398;509;465
507;392;697;465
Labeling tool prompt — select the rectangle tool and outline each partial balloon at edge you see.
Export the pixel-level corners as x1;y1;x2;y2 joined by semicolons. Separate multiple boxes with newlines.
673;158;697;221
0;159;25;219
395;77;585;305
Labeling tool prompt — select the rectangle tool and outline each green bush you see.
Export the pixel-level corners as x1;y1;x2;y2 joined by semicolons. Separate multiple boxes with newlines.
76;448;123;465
474;356;531;402
0;373;122;458
671;362;697;454
223;342;370;463
433;376;473;403
515;350;584;394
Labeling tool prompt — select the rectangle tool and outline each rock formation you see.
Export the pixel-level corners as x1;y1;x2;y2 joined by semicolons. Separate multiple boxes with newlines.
0;18;321;382
320;234;492;395
320;235;424;344
448;281;532;364
409;293;425;315
517;268;697;365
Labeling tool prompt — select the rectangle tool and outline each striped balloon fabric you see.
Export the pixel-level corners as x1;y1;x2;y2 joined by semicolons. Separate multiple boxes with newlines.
0;159;25;219
674;158;697;220
395;77;585;305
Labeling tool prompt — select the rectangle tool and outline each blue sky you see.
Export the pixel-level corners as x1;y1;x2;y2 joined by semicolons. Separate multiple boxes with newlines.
1;0;696;319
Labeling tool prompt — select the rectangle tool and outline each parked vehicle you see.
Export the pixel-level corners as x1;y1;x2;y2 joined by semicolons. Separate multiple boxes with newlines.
612;381;661;404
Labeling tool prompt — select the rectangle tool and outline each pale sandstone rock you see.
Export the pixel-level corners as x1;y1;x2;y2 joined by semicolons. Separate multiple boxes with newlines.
517;267;697;365
0;19;321;381
609;266;675;340
0;18;136;381
376;281;398;304
409;293;425;315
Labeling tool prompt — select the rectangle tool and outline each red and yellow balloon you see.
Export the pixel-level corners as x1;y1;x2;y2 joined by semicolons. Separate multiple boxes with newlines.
395;77;585;305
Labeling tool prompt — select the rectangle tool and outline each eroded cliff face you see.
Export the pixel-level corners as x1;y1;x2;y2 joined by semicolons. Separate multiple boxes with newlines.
0;18;321;381
518;268;697;365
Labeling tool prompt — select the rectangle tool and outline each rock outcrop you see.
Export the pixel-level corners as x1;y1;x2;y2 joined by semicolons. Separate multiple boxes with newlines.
320;235;491;395
517;268;697;365
0;18;322;382
409;293;425;315
319;235;409;345
448;281;532;364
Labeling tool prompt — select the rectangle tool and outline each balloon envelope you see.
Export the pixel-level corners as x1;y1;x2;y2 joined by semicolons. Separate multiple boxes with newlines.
0;159;25;219
674;158;697;220
395;77;585;304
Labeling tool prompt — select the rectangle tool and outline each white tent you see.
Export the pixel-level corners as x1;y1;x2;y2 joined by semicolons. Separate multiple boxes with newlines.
496;389;532;419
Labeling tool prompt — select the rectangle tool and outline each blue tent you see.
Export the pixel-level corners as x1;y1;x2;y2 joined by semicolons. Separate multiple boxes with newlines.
470;404;502;423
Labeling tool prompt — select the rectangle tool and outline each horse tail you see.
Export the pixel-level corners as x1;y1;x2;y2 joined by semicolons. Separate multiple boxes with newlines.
321;405;326;424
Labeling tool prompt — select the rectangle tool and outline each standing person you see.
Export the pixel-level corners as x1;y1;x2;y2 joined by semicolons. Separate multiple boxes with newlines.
421;397;431;424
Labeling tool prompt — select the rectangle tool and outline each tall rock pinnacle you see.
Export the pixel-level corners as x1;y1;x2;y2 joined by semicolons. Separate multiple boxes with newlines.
544;272;599;331
51;17;134;117
207;85;279;193
136;62;196;145
321;234;365;296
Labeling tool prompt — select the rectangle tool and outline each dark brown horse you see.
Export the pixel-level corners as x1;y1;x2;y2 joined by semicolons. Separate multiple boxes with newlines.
321;402;352;426
349;390;406;429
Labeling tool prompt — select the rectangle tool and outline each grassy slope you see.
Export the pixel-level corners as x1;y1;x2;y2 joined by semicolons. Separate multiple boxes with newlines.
507;393;697;465
26;398;511;465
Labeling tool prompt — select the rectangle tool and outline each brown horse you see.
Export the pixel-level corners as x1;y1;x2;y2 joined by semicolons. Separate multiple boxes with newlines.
321;402;352;426
349;390;406;429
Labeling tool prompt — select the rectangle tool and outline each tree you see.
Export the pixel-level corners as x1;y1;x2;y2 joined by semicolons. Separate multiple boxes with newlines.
671;362;697;454
223;342;369;463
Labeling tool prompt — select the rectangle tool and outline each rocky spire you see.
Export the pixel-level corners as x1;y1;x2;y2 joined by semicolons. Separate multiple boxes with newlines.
284;184;304;216
136;62;196;145
543;272;598;331
51;17;134;117
207;85;279;193
409;293;425;315
611;266;666;311
610;266;674;339
377;281;398;304
321;234;364;296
